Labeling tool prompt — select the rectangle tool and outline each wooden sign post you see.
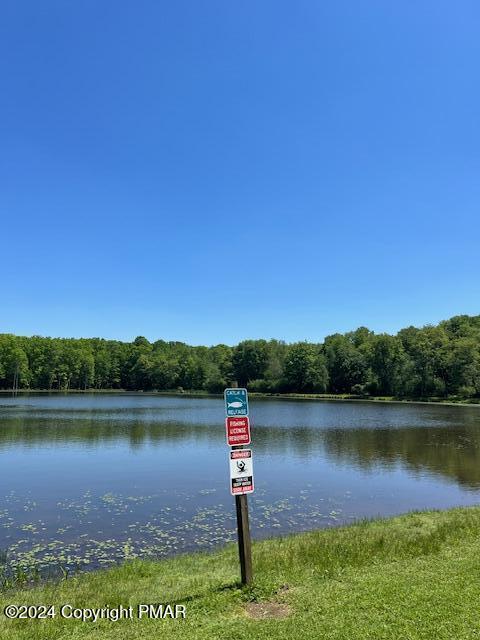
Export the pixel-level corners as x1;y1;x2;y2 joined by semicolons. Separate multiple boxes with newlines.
225;387;253;586
235;492;253;585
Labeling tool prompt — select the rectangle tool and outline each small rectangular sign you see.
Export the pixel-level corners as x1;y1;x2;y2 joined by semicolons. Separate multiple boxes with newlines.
226;416;251;446
229;449;254;495
224;388;249;417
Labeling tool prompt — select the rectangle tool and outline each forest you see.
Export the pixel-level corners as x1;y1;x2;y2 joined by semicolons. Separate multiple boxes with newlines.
0;314;479;399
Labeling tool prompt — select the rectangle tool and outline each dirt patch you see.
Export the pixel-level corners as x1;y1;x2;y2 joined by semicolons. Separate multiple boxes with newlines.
245;602;292;619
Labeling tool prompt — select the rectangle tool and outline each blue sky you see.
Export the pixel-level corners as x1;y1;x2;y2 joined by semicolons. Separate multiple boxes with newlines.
1;1;479;345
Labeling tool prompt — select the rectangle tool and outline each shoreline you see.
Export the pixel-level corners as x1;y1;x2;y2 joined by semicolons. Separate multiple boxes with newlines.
1;388;479;407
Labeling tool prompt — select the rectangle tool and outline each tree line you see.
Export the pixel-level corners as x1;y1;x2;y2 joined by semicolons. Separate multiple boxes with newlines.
1;314;479;399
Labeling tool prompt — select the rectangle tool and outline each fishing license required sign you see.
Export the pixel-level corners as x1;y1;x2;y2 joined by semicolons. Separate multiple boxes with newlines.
225;416;251;446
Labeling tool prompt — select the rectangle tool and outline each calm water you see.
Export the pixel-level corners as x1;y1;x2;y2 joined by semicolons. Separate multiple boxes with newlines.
1;393;480;573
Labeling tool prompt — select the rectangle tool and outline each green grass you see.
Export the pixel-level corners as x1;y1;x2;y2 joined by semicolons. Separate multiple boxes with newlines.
249;392;480;405
2;507;480;638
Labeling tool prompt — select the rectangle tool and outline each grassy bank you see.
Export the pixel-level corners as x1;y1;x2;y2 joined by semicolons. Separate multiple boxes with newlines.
2;507;480;639
249;392;480;406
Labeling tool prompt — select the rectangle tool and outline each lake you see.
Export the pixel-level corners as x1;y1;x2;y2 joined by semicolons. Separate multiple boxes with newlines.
1;393;480;574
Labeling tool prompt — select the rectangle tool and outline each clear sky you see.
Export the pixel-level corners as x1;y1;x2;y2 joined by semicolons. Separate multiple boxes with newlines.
1;1;479;345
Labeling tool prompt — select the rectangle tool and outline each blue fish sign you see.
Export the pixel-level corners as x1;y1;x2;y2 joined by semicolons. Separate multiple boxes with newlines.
225;388;249;417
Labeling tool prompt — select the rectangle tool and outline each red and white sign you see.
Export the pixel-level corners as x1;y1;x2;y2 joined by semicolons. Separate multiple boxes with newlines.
229;449;254;495
226;416;251;446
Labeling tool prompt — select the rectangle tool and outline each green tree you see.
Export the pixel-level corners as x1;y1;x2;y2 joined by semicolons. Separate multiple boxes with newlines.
368;334;409;396
284;342;328;392
151;354;179;390
399;326;448;396
324;334;368;393
232;340;268;387
434;338;480;397
204;362;226;393
0;335;30;388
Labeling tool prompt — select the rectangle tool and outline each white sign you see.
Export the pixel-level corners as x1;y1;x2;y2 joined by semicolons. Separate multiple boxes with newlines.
229;449;254;495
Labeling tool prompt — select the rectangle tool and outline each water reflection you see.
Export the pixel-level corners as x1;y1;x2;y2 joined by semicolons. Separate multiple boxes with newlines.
322;425;480;488
1;399;480;488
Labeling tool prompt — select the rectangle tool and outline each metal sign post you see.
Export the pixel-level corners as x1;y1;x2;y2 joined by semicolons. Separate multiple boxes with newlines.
224;387;253;585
